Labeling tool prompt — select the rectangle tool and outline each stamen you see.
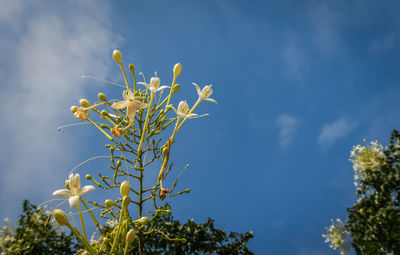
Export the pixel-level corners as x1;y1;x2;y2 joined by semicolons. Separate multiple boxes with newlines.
81;75;125;88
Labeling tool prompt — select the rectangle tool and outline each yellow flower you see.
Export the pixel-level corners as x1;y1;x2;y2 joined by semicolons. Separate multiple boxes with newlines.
110;126;123;137
74;107;90;121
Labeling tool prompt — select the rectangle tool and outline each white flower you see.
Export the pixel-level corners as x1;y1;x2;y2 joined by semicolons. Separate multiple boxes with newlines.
192;83;217;104
138;77;170;94
53;173;95;210
111;90;148;122
170;101;199;119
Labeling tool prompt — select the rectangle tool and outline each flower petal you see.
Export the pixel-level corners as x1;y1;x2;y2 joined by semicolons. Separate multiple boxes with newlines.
157;86;170;91
53;189;72;197
126;90;135;100
112;100;131;109
127;104;137;121
134;101;148;109
204;97;217;104
74;174;81;190
137;82;149;89
79;185;95;196
192;83;201;95
69;196;80;210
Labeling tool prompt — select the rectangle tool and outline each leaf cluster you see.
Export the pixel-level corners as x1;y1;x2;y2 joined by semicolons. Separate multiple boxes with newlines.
135;204;254;255
0;200;82;255
346;130;400;255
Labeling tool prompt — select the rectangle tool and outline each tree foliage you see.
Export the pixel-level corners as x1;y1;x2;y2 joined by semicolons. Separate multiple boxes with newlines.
134;204;254;255
1;201;254;254
0;200;82;255
324;130;400;255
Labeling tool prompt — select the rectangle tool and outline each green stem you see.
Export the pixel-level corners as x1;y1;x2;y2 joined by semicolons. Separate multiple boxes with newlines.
67;223;96;255
137;93;155;154
177;98;201;131
119;63;130;91
80;198;101;233
77;200;87;241
87;118;114;141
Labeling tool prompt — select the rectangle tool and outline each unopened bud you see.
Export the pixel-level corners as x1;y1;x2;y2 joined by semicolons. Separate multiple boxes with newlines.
85;174;91;180
101;110;109;117
120;181;130;197
172;84;180;94
105;199;113;208
116;160;122;168
178;238;187;243
79;99;91;108
110;146;115;154
173;63;182;77
70;106;78;113
126;229;136;244
113;49;122;65
122;196;130;207
54;209;69;226
129;63;135;73
65;180;70;189
98;93;107;101
137;216;150;226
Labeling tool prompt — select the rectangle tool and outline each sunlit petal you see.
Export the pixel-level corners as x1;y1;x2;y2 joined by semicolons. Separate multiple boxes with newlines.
79;185;95;196
69;196;79;210
52;189;72;197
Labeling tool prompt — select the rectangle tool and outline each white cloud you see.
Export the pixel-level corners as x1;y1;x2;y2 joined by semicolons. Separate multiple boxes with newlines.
318;117;357;147
282;36;307;81
0;0;121;218
275;114;299;149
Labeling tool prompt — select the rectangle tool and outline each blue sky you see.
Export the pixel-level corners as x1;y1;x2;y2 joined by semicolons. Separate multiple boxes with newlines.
1;0;400;254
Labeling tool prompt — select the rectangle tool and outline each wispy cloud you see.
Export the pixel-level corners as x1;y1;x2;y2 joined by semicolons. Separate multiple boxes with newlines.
275;114;299;149
0;0;121;217
317;117;357;148
282;35;307;81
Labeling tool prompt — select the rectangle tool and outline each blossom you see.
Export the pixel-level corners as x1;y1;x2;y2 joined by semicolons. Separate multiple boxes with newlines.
53;173;95;210
138;77;170;94
192;83;217;104
350;140;385;186
74;107;90;121
110;126;123;137
322;218;350;255
170;101;199;119
111;90;148;122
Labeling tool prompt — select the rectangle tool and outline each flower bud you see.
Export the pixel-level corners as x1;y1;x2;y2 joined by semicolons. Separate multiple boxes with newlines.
70;106;78;113
120;181;130;197
54;209;69;226
79;99;91;108
129;63;135;73
65;180;70;189
110;146;115;154
85;174;91;180
137;216;150;226
122;196;130;207
150;77;160;88
98;93;107;101
100;124;109;129
105;199;114;208
172;84;180;94
126;229;136;244
101;110;109;117
173;63;182;77
112;49;122;65
116;160;122;168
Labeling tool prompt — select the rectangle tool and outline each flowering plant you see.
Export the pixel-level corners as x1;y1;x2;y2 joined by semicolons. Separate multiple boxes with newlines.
47;49;216;255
